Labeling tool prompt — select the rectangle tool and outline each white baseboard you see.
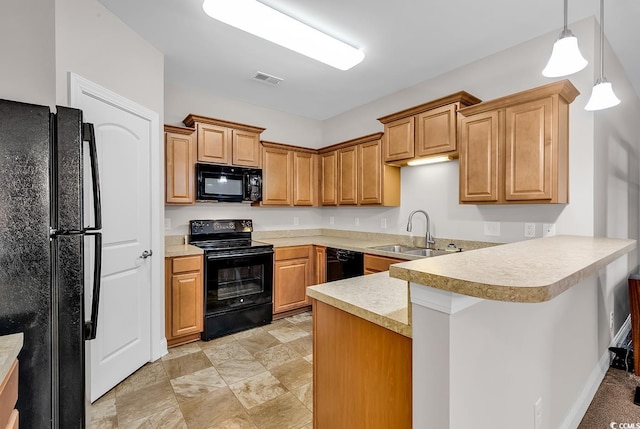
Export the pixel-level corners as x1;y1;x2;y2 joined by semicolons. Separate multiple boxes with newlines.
559;315;632;429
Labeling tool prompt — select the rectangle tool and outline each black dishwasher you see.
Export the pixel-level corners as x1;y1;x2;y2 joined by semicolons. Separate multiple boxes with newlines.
326;247;364;281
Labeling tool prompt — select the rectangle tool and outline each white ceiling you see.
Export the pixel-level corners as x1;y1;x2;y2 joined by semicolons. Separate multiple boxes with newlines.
97;0;640;120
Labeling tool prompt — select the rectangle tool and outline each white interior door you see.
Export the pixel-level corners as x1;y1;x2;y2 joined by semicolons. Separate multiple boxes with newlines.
70;74;159;401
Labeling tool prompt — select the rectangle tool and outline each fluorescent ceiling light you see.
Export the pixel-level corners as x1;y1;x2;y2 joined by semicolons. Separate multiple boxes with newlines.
407;156;453;166
202;0;365;71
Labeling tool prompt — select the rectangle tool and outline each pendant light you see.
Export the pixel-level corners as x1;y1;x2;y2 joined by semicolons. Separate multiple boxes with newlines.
585;0;620;111
542;0;588;77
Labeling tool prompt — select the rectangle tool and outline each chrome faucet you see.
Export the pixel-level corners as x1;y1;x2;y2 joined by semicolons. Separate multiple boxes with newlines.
407;210;435;249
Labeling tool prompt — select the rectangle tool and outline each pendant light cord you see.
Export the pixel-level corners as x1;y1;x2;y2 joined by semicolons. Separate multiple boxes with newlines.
563;0;568;31
599;0;605;79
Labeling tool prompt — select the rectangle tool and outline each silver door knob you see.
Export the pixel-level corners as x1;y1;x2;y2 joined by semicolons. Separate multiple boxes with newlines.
140;250;153;259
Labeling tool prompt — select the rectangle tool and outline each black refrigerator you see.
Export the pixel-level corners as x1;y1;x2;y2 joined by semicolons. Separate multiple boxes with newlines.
0;99;102;428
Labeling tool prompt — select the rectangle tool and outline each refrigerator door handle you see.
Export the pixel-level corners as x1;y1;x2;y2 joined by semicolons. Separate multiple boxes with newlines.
84;231;102;340
83;122;102;231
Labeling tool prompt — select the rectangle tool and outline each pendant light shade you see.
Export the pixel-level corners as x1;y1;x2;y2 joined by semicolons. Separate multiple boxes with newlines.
542;0;587;77
585;0;620;111
585;78;620;110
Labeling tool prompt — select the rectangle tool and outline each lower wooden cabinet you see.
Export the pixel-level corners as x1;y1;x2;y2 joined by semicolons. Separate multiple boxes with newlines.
364;254;408;275
313;300;412;428
314;246;326;285
0;359;18;429
165;255;203;347
273;245;314;317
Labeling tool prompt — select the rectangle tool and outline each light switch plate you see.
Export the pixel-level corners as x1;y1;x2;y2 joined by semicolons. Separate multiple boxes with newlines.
164;218;171;230
483;221;501;237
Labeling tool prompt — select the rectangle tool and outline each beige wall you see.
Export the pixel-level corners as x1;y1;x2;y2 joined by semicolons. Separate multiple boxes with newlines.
0;0;56;106
54;0;164;117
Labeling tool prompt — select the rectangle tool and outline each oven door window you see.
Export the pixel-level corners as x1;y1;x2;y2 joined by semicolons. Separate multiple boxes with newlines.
206;252;273;314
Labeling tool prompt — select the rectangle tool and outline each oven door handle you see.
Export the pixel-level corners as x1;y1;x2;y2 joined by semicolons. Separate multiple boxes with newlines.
207;249;274;260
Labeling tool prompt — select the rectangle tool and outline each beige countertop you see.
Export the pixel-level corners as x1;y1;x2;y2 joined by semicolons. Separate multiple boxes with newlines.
256;235;422;260
307;272;411;338
165;244;204;258
390;235;636;303
0;333;23;383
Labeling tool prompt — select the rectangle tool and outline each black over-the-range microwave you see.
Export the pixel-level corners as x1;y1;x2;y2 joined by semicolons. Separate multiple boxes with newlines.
196;163;262;203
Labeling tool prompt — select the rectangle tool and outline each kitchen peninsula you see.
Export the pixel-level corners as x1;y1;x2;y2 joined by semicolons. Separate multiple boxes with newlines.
308;235;635;428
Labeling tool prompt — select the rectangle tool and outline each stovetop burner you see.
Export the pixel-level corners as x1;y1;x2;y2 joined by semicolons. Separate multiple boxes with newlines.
188;219;272;253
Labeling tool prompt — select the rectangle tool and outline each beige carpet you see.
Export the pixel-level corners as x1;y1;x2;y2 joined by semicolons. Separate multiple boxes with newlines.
579;368;640;427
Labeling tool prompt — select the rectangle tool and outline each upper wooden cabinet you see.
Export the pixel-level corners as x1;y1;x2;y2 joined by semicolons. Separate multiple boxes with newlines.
378;91;481;165
261;141;318;206
458;80;579;204
320;151;338;206
164;125;196;205
183;114;265;168
338;145;358;205
321;133;400;207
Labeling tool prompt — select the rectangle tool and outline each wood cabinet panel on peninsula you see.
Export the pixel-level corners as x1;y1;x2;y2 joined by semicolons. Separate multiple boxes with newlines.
313;300;412;428
378;91;481;165
164;125;196;205
182;114;265;168
165;255;203;347
273;245;314;316
458;79;578;204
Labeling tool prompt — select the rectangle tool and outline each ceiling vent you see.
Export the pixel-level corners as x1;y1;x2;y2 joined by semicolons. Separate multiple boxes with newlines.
252;71;283;86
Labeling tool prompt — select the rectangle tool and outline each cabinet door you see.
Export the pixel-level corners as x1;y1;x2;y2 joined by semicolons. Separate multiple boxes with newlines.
358;140;382;205
165;131;195;204
274;258;310;313
459;111;500;203
416;103;457;157
314;246;326;285
262;146;292;205
364;254;407;274
338;146;357;205
232;129;261;167
383;116;414;162
171;271;203;338
293;151;315;206
197;123;231;164
504;98;553;201
321;151;338;206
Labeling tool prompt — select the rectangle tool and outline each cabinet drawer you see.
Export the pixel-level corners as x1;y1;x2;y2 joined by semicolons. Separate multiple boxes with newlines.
0;359;18;429
172;256;202;274
364;254;407;273
275;246;311;261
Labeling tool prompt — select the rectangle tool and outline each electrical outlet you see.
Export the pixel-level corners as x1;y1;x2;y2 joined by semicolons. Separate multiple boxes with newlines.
355;217;360;227
610;311;614;331
164;218;171;230
483;222;501;237
329;216;335;225
381;218;387;229
534;397;542;429
293;216;299;226
524;223;536;238
542;223;556;237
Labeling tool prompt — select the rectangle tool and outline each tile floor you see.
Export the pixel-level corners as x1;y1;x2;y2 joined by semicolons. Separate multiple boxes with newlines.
90;312;314;429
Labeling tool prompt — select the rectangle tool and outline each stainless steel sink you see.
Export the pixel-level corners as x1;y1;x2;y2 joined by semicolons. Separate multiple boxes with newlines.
402;248;448;257
370;244;420;253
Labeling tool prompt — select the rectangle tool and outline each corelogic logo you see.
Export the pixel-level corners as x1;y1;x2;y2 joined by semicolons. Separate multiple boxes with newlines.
610;423;640;429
